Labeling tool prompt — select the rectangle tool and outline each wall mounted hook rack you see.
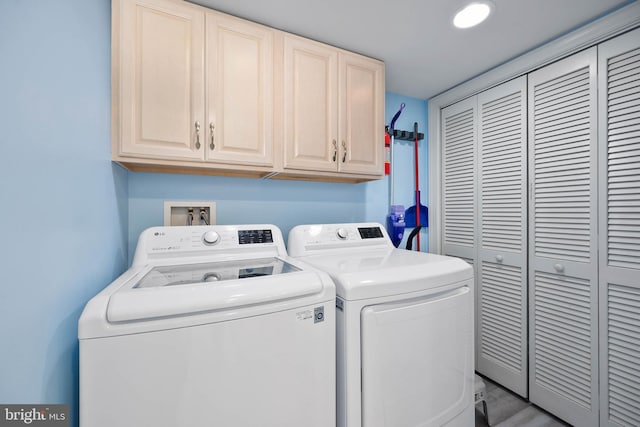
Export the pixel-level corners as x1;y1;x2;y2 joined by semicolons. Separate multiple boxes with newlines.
391;129;424;141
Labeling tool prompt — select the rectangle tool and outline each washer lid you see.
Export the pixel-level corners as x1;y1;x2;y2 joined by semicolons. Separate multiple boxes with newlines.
135;257;300;288
297;249;473;300
106;257;321;322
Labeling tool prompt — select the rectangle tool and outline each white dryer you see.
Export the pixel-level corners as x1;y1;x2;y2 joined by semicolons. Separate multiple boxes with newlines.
288;222;474;427
79;224;335;427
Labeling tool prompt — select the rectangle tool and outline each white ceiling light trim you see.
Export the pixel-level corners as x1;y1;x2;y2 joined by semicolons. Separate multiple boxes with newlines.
453;1;494;29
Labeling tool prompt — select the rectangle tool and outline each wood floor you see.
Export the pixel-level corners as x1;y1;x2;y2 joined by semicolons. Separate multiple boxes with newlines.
475;377;571;427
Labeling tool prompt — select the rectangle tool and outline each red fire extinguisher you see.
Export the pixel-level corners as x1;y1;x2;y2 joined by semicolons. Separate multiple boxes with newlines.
384;126;391;175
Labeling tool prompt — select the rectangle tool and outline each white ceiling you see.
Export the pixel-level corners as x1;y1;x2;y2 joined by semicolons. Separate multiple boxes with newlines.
190;0;633;99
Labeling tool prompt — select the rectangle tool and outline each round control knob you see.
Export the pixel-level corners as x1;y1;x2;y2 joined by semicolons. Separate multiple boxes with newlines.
336;228;348;240
203;230;220;245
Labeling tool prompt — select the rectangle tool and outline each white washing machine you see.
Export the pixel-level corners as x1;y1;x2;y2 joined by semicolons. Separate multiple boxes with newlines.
288;222;474;427
79;224;335;427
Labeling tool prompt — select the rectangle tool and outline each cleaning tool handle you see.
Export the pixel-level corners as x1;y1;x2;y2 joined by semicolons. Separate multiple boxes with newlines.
390;103;405;131
414;122;421;251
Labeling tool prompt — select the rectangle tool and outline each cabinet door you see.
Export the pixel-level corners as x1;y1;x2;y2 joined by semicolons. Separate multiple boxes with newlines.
476;76;528;398
115;0;205;160
338;53;385;175
283;35;338;172
528;47;599;427
206;13;273;166
598;28;640;427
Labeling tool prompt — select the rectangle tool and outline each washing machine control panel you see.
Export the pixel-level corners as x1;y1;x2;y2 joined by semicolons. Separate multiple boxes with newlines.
238;229;273;244
134;225;286;263
335;226;382;240
357;226;384;239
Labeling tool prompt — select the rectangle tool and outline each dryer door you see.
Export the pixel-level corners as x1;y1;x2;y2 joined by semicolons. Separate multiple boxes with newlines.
361;282;473;427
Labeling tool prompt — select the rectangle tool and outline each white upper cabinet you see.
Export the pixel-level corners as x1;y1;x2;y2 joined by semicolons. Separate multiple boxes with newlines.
114;0;273;171
114;0;205;160
338;52;385;176
283;35;339;172
112;0;384;181
206;13;274;166
282;34;384;178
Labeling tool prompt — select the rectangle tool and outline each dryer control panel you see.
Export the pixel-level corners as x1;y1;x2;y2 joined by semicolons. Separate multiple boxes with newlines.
287;223;392;256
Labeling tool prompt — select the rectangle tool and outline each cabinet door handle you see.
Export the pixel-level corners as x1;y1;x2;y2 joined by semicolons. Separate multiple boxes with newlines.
342;140;347;163
554;263;565;273
496;255;504;263
195;121;201;150
209;123;215;150
332;140;337;162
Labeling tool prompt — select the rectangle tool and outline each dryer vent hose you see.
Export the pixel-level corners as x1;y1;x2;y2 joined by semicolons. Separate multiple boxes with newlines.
405;226;421;251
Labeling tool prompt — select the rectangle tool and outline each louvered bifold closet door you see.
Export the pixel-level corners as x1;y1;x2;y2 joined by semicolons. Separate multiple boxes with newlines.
441;98;478;365
528;47;599;427
442;97;477;262
598;28;640;427
476;76;528;398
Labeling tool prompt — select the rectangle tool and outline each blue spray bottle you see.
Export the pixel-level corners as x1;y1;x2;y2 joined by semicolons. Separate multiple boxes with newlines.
387;205;405;247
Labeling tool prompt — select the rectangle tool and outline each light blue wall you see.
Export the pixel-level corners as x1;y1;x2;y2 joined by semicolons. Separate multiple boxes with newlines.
366;93;429;250
0;1;128;426
0;0;428;424
128;92;428;261
128;173;367;261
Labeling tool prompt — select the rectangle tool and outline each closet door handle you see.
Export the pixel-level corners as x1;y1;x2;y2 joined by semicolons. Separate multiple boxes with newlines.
195;121;201;150
554;263;565;273
342;140;347;163
209;123;215;150
495;255;504;263
332;140;337;162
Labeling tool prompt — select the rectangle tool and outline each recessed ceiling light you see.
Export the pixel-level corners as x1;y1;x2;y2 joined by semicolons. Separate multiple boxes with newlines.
453;1;494;29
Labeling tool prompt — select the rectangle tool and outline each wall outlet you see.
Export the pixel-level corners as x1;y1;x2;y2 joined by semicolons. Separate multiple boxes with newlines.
163;201;216;226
